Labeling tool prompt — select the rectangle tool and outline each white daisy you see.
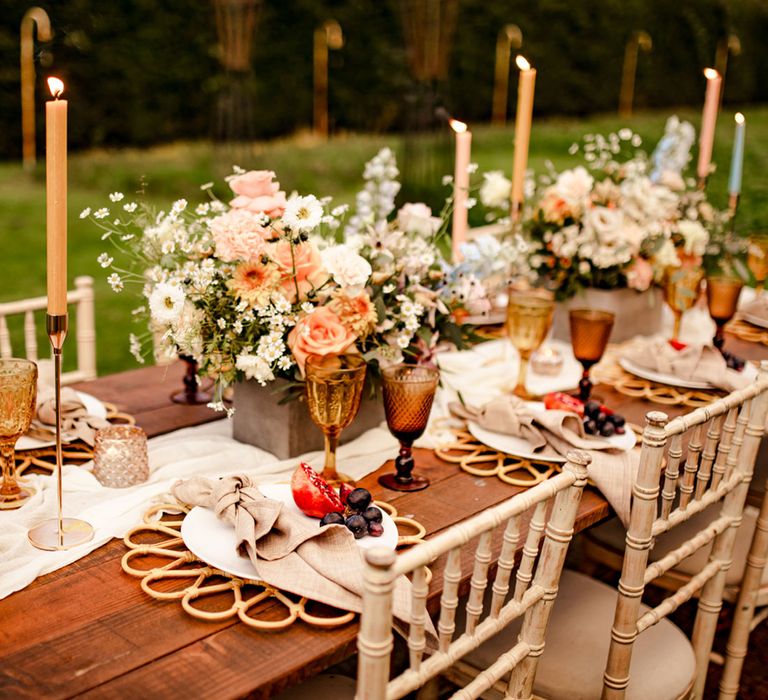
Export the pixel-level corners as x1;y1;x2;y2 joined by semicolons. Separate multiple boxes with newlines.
282;195;323;232
148;283;186;324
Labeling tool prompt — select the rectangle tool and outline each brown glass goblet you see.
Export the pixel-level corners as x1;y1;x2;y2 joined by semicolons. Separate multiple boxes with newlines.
0;358;37;509
378;364;439;492
569;309;615;402
706;277;743;354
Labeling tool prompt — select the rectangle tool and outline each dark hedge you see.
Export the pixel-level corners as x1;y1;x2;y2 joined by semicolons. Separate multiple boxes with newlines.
1;0;766;157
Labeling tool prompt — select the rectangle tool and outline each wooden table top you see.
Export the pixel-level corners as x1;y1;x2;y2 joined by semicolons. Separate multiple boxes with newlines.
2;328;767;699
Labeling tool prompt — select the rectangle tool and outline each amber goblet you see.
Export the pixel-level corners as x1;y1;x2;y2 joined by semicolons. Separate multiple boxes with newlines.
0;358;37;510
664;266;705;341
706;277;743;354
569;309;615;402
378;365;439;492
506;293;555;398
747;235;768;297
305;354;367;485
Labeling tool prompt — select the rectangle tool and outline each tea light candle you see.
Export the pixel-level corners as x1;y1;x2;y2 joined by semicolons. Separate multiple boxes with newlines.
530;346;563;375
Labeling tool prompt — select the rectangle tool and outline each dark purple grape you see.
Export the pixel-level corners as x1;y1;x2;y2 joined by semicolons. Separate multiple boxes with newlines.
346;514;368;539
615;426;626;435
600;422;616;437
320;512;345;527
362;506;382;523
346;488;372;512
584;400;601;418
584;419;597;435
367;521;384;537
612;414;625;428
596;412;607;425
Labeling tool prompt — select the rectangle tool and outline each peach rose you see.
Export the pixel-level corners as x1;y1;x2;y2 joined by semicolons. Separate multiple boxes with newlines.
288;306;358;375
270;239;329;303
229;170;287;218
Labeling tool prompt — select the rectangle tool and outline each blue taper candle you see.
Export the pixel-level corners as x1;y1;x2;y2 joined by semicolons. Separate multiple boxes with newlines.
728;112;745;196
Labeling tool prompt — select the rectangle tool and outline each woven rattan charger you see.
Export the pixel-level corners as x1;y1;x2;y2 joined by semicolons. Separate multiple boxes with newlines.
121;498;427;631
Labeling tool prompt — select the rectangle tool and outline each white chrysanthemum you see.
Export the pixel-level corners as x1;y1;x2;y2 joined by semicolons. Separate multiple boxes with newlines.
148;283;186;324
479;171;511;209
282;194;323;232
321;245;372;289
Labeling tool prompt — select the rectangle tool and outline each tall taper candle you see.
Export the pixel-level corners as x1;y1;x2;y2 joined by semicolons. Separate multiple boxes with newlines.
728;112;745;196
697;67;722;184
450;119;471;263
511;55;536;219
46;77;67;316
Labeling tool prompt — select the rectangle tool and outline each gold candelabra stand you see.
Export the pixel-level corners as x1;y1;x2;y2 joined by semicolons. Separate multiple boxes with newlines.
20;7;52;172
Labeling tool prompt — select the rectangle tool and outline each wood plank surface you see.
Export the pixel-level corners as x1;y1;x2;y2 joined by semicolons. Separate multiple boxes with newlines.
2;334;766;699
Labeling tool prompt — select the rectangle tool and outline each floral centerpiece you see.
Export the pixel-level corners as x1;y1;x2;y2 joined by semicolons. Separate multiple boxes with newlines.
86;149;504;416
517;118;733;301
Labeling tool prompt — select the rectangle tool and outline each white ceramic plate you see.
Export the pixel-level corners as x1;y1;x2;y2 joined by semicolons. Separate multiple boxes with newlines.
180;483;398;580
467;401;636;464
16;391;107;451
740;312;768;330
618;357;757;391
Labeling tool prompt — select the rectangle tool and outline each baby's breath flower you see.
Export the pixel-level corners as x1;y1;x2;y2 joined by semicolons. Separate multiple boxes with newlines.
200;182;214;191
123;202;138;213
109;192;124;202
94;207;110;220
465;197;477;209
79;207;91;219
171;199;188;215
467;162;479;174
128;334;144;363
97;253;113;268
216;318;227;330
107;273;124;292
442;175;453;186
195;203;210;216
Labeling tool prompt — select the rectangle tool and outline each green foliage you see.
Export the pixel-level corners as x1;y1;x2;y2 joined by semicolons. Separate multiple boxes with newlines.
2;0;767;157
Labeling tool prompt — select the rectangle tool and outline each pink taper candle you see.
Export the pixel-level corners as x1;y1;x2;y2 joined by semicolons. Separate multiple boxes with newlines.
46;77;67;315
511;55;536;219
697;67;722;183
450;118;472;263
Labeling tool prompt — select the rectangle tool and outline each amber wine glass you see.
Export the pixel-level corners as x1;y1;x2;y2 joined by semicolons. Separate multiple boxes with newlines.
569;309;615;402
378;364;439;492
706;277;743;354
506;293;554;398
664;266;705;341
747;235;768;296
305;354;367;485
0;358;37;510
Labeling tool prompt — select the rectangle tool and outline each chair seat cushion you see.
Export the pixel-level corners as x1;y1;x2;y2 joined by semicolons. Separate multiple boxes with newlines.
465;570;696;700
588;505;760;587
272;674;355;699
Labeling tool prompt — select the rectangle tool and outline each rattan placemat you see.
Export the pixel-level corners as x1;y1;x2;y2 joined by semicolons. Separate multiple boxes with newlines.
726;317;768;347
121;498;426;630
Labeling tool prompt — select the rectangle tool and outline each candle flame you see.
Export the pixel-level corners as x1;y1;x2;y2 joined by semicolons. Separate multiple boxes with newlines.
449;118;467;134
47;76;64;98
515;55;531;71
703;67;719;80
735;112;745;124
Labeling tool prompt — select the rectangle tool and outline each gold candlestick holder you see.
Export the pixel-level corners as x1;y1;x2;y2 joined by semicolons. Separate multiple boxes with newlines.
28;313;95;551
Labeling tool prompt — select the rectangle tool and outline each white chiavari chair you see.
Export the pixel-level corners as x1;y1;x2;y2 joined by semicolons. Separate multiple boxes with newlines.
275;451;591;700
0;276;96;384
450;363;768;699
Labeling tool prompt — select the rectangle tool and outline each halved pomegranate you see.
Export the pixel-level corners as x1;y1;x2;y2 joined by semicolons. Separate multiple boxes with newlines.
338;482;355;506
291;463;344;518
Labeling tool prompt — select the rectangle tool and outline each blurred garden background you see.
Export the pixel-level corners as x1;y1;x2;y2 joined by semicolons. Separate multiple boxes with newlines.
1;0;767;374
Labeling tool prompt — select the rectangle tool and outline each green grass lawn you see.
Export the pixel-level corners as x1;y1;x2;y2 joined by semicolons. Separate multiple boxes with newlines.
1;107;766;376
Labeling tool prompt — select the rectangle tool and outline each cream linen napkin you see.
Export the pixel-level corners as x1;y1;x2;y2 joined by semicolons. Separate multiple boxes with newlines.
741;296;768;323
172;474;417;622
26;385;109;446
622;337;749;392
450;396;637;525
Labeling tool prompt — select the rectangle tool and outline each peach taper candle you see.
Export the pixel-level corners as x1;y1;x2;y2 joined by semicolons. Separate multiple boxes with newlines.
46;76;67;315
450;118;471;263
511;55;536;222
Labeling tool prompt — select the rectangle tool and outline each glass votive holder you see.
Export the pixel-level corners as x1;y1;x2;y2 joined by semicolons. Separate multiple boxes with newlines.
93;425;149;488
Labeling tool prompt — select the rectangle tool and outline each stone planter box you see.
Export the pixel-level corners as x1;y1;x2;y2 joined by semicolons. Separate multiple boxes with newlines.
232;379;386;460
551;287;665;344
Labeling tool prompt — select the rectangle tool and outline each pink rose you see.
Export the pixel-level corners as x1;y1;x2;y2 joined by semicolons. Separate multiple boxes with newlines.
626;257;653;292
270;240;329;303
288;306;358;376
229;170;287;218
210;209;271;263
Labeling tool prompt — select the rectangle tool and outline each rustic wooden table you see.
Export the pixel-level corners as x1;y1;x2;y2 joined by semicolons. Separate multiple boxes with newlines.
1;329;766;699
